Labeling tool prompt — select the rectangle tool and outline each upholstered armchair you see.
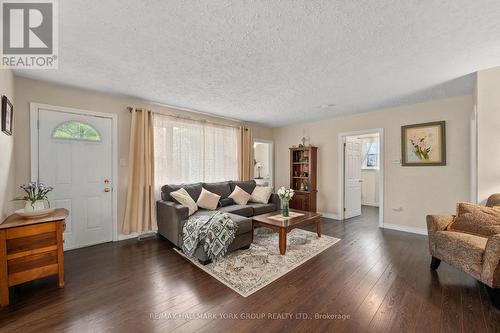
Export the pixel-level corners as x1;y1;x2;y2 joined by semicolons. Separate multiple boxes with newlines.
426;193;500;308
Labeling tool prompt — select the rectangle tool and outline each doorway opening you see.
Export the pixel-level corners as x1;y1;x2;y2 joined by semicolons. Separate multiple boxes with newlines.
253;139;273;188
338;129;384;226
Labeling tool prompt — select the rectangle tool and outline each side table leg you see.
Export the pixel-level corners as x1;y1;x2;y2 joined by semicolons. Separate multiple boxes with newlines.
316;218;321;237
56;222;65;288
279;229;287;255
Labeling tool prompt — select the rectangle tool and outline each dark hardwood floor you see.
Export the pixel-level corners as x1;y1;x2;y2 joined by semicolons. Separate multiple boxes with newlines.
1;206;499;332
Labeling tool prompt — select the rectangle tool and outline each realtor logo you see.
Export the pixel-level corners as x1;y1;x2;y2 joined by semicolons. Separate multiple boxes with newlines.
1;0;58;69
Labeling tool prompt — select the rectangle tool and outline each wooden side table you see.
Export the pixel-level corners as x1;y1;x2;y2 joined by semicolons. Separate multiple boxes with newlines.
0;208;68;306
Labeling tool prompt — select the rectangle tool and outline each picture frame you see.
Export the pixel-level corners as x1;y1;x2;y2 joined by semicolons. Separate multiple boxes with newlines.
401;121;446;166
1;95;13;136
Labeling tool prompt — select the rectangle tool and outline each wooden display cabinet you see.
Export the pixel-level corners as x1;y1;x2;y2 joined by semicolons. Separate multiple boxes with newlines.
289;146;318;212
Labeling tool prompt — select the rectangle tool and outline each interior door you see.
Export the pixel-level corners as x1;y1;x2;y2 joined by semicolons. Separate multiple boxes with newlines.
37;108;113;250
344;137;362;219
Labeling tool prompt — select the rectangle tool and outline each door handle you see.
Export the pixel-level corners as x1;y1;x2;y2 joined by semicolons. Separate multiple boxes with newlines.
104;188;111;192
358;180;363;182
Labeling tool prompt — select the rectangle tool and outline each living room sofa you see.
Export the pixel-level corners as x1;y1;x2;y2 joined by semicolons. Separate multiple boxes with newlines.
157;180;280;263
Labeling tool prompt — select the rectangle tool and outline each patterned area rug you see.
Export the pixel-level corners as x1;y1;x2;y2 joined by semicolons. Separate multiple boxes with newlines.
175;228;341;297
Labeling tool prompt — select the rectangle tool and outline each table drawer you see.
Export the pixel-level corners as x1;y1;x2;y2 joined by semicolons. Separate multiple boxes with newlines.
8;251;58;274
6;232;57;255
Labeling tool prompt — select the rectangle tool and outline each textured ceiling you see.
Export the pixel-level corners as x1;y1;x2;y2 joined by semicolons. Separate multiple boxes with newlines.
15;1;500;127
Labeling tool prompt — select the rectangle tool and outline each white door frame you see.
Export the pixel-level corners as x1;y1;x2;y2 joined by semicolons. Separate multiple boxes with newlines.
30;102;119;242
252;138;274;188
338;128;384;227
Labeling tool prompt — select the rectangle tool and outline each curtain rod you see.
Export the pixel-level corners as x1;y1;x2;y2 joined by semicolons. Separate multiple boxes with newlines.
126;106;245;130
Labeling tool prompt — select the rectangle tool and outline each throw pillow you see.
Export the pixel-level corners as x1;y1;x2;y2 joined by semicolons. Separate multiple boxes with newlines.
229;185;251;205
170;188;198;216
250;186;273;204
448;202;500;237
197;188;221;210
218;198;235;207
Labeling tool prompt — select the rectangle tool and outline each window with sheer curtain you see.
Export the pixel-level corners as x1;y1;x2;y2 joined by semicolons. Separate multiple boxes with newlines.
153;114;239;196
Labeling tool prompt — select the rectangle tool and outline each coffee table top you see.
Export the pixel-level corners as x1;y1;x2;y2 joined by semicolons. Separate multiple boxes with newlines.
252;209;321;228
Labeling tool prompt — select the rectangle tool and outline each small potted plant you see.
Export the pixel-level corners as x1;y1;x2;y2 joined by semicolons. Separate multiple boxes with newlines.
14;182;54;212
277;186;294;217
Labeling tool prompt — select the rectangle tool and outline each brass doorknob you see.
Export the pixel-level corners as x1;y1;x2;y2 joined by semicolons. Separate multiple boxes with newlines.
104;188;111;192
104;179;110;184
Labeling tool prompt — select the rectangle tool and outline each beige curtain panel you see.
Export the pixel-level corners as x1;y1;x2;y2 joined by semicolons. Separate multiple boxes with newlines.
238;126;253;181
122;108;157;234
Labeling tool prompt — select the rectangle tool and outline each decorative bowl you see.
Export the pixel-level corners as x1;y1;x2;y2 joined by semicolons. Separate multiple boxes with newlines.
15;208;56;218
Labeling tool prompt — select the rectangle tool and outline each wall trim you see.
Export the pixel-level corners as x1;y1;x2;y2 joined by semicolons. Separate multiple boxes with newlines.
318;211;341;220
381;223;427;236
118;233;138;241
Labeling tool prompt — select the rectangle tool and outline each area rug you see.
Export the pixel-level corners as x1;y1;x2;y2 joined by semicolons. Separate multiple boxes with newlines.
175;228;341;297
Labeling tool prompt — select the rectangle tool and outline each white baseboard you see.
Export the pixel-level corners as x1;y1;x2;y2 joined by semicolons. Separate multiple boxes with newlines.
362;202;379;207
318;211;341;220
118;233;138;241
381;223;427;236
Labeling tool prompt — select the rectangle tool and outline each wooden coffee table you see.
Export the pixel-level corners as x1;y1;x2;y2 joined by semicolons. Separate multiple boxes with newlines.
252;209;322;255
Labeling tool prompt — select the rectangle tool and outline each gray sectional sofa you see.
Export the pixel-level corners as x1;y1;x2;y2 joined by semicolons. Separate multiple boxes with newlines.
157;180;280;263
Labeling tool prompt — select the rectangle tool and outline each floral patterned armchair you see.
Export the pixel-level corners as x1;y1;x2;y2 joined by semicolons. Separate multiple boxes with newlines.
426;193;500;308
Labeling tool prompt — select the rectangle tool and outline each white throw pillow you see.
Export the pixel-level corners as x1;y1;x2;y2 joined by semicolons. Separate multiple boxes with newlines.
228;185;251;205
170;188;198;216
251;186;273;204
197;188;221;210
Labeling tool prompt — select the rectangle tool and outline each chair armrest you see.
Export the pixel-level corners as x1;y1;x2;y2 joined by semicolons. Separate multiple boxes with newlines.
270;193;281;209
482;234;500;288
426;215;454;255
156;200;188;247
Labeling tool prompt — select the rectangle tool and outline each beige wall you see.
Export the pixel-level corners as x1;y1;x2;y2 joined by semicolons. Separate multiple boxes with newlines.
0;69;15;221
476;66;500;204
273;95;472;231
13;76;272;234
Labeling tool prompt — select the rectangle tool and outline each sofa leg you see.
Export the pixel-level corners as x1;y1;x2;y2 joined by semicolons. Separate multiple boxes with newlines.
430;256;441;270
198;258;212;265
485;286;500;309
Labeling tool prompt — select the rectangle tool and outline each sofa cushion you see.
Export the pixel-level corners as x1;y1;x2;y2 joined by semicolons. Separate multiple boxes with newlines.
435;231;488;278
203;181;232;199
227;213;253;235
188;211;251;235
170;188;198;216
251;186;273;204
448;202;500;237
229;180;256;195
229;186;252;205
196;188;220;210
217;204;253;217
247;202;277;215
218;198;235;207
161;183;203;202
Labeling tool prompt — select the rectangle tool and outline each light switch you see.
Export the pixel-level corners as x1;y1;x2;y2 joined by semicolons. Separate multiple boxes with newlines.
120;158;128;167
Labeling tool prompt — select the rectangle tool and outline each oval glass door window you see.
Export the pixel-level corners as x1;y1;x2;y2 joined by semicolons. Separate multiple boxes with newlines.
52;121;101;141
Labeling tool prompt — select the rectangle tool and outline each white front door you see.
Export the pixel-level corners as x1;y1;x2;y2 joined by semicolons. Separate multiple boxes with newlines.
344;137;362;219
37;107;113;250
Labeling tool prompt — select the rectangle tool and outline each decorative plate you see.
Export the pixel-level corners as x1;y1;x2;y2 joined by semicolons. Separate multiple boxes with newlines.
15;208;56;218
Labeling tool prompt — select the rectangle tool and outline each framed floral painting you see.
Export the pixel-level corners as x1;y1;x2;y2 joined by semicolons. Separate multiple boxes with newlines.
401;121;446;166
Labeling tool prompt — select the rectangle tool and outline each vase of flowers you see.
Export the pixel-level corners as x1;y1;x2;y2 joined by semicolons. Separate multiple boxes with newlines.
14;182;54;212
277;186;294;217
